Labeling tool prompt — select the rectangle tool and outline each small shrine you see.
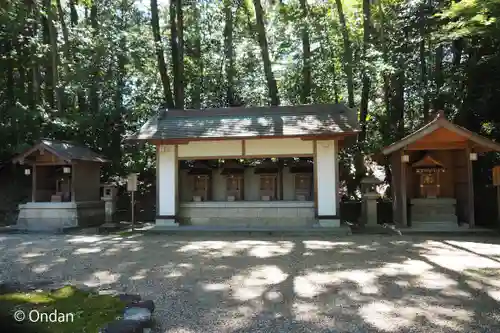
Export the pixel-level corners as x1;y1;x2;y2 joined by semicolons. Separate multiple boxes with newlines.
12;139;109;231
381;111;500;230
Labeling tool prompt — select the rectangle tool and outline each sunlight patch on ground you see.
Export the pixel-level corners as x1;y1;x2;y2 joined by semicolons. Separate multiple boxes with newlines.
417;271;458;289
294;272;341;298
445;240;500;256
32;263;53;273
422;252;500;271
177;240;293;258
130;268;149;281
378;259;433;276
166;263;193;278
22;252;44;258
247;242;293;258
231;265;287;301
360;301;414;331
84;271;120;287
293;301;321;321
334;270;380;294
359;301;472;332
303;241;353;250
201;283;228;292
66;236;103;244
73;247;102;254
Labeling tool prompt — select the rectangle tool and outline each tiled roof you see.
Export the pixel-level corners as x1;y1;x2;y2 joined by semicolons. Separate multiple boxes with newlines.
12;139;109;164
131;104;359;141
41;140;109;162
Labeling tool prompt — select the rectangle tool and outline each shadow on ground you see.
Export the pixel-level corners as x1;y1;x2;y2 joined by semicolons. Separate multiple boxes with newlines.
1;234;500;332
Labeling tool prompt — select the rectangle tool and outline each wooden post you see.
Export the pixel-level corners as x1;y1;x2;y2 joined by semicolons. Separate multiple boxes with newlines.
494;166;500;225
401;151;408;227
465;146;475;228
70;164;76;202
497;186;500;225
31;165;37;202
131;191;135;231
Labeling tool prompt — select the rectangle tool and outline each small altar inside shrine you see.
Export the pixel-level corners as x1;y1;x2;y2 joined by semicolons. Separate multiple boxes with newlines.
409;154;458;228
12;139;108;231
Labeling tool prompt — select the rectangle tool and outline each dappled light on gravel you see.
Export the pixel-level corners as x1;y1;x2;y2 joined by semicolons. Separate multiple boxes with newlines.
1;234;500;332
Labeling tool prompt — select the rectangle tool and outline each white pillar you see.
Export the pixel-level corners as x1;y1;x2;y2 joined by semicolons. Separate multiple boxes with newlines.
156;145;178;226
315;140;340;227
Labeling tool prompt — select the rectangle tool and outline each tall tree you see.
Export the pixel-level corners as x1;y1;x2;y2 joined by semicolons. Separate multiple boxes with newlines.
335;0;354;108
299;0;311;104
151;0;174;108
170;0;184;109
191;0;202;108
89;1;100;115
358;0;372;143
223;0;235;106
253;0;279;106
419;3;430;122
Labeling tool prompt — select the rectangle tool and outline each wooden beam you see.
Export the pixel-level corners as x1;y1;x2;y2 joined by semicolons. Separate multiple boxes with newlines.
334;140;340;211
149;133;359;146
175;144;179;219
177;153;313;160
156;145;159;218
401;150;408;227
406;141;467;150
31;165;37;202
71;164;76;202
313;141;318;215
241;140;246;156
465;146;475;228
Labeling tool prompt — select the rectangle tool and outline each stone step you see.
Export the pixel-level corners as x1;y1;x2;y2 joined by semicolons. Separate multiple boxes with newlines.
411;213;458;222
409;223;464;232
412;207;456;214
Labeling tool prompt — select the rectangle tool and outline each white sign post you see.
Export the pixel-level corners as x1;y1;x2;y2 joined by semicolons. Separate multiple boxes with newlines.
127;173;138;231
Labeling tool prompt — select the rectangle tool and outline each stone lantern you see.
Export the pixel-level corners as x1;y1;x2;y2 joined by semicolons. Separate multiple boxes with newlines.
101;184;117;222
360;176;382;226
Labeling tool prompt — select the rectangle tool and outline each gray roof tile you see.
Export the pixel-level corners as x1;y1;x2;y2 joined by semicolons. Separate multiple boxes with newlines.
131;104;359;140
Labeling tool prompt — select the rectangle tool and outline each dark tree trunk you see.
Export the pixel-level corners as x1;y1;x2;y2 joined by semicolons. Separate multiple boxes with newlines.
170;0;182;109
335;0;354;108
5;40;14;107
176;0;184;109
358;0;371;143
223;0;235;106
418;3;430;122
299;0;311;104
90;2;100;115
42;0;55;110
192;0;202;109
253;0;279;106
433;45;444;110
69;0;78;26
151;0;174;108
56;0;71;73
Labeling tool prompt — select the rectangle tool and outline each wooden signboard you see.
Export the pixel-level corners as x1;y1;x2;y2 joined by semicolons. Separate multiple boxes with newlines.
127;173;138;192
127;173;138;230
493;166;500;186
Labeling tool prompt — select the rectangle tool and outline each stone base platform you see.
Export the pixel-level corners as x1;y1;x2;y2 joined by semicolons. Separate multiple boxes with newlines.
143;224;351;236
176;201;317;228
16;201;105;231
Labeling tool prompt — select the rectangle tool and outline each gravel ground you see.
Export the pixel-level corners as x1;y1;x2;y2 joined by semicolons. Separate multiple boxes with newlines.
1;233;500;333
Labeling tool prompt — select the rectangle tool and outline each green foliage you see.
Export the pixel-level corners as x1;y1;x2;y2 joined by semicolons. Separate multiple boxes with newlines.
1;0;500;197
0;286;125;333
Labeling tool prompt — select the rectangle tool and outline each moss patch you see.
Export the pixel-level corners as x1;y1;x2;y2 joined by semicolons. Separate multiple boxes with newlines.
0;286;126;333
